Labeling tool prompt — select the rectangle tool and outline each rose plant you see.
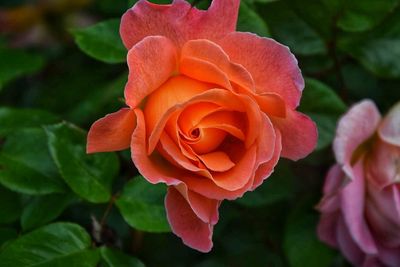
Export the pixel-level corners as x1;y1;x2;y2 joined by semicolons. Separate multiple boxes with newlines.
87;0;317;252
317;100;400;267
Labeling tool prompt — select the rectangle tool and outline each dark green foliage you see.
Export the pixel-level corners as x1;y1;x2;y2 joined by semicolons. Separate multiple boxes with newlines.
0;0;399;266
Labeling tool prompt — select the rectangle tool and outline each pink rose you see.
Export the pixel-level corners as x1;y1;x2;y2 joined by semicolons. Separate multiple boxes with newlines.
87;0;317;252
317;100;400;267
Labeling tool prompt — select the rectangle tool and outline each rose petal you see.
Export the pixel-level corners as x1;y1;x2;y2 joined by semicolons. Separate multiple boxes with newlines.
366;139;400;188
341;159;377;254
377;243;400;267
363;257;384;267
145;76;213;154
174;183;220;224
333;100;381;178
210;145;257;191
159;133;211;178
124;36;178;108
87;108;136;153
336;217;365;267
255;93;287;118
378;101;400;146
131;108;182;185
165;186;216;252
251;124;281;190
271;108;318;161
317;212;340;247
218;32;304;109
198;151;235;172
316;165;345;213
365;184;400;247
120;0;239;49
181;39;255;91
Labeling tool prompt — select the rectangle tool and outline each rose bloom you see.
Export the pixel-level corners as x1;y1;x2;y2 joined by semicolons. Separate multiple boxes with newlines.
317;100;400;266
87;0;317;252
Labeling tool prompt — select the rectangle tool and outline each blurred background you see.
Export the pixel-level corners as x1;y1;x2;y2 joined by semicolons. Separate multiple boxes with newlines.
0;0;399;266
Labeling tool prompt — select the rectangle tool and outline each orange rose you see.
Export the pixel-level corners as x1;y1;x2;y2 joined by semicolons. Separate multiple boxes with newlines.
87;0;317;252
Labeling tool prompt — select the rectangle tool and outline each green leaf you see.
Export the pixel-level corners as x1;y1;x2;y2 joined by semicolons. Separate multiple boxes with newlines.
100;247;145;267
339;10;400;78
284;212;335;267
0;48;45;90
71;19;126;64
261;1;326;55
0;223;100;267
0;108;59;137
45;122;119;203
285;0;340;39
237;2;270;37
21;194;77;231
236;162;294;207
337;0;398;32
116;176;170;233
0;128;66;195
299;78;346;150
67;74;127;125
0;228;17;248
0;186;22;224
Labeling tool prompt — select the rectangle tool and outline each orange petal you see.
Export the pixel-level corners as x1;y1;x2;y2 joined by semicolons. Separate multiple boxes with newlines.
198;110;246;141
255;93;287;118
174;183;220;225
189;128;227;155
124;36;177;108
218;32;304;109
211;145;257;191
181;39;255;92
145;76;213;154
180;57;232;90
165;186;217;253
87;108;135;153
272;108;318;161
178;102;220;138
159;133;211;178
120;0;239;49
131;108;182;185
251;126;282;190
198;151;235;172
147;88;246;155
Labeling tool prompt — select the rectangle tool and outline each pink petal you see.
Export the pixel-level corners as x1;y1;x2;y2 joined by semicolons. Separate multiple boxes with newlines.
340;159;377;254
365;185;400;247
366;139;400;188
333;100;381;178
217;32;304;109
316;165;345;213
165;186;216;252
271;108;318;161
120;0;239;49
87;108;135;153
317;212;340;247
377;243;400;267
363;257;384;267
336;217;365;267
124;36;177;108
378;101;400;146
